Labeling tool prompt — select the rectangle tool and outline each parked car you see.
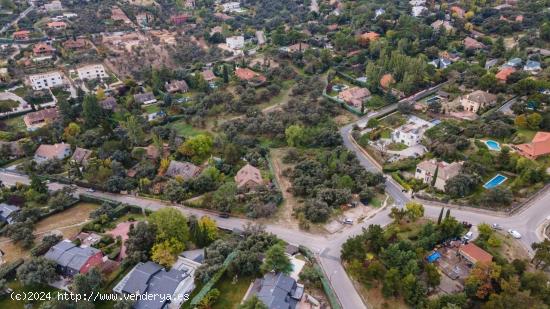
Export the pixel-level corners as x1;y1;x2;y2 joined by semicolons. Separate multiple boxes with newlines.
219;212;230;218
491;223;502;230
86;188;95;193
508;229;522;239
463;231;473;241
343;218;353;225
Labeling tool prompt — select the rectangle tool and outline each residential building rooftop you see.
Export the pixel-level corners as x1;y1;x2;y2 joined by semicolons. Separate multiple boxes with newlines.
165;160;201;180
459;243;493;264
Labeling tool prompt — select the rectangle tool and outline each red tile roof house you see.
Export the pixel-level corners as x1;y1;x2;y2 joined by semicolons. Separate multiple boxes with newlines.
513;132;550;159
47;21;67;30
458;243;493;265
495;67;516;83
235;67;267;86
235;163;264;190
23;108;59;130
33;43;54;57
63;38;88;50
338;87;371;109
34;143;72;163
44;240;103;277
464;37;485;50
170;14;190;25
13;30;30;40
201;69;216;82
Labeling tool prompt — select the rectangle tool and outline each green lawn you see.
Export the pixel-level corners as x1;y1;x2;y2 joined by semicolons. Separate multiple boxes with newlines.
143;104;160;114
515;128;536;143
380;128;391;139
11;86;28;98
212;274;254;309
167;121;203;137
51;88;71;102
387;143;408;151
0;281;61;309
4;115;26;132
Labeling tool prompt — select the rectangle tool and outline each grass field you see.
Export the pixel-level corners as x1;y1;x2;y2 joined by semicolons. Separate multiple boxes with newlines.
11;86;28;98
4;115;26;132
0;281;61;309
515;128;536;143
212;274;254;309
167;120;204;137
143;104;160;114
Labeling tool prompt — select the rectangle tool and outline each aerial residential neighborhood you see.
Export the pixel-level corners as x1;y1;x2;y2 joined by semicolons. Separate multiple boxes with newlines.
0;0;549;309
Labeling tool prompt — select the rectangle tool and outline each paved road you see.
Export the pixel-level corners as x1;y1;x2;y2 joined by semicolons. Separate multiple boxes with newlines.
0;2;34;35
1;80;549;309
496;96;518;116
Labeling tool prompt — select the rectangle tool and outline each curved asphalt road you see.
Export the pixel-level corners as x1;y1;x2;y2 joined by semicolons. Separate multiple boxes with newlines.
1;89;549;308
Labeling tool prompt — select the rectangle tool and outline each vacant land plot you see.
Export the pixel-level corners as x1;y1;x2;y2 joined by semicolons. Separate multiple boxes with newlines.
166;120;205;137
269;148;301;229
0;202;100;262
34;202;99;237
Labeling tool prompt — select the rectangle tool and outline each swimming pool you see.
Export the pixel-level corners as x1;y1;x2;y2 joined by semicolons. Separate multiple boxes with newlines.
485;140;501;151
483;174;508;189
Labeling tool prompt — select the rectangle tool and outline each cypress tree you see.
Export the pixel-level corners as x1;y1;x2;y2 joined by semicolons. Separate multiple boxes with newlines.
437;207;444;225
445;209;451;219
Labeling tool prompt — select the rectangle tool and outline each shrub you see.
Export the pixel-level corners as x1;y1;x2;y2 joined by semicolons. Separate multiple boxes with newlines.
0;259;24;280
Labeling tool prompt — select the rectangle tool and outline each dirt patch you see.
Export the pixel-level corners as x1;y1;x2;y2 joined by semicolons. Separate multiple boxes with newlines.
0;203;99;262
496;232;530;262
349;274;408;309
34;202;99;237
334;114;358;126
0;239;30;263
270;148;301;230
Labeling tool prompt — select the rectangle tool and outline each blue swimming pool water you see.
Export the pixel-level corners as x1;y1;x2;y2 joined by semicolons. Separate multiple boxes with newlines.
483;174;508;189
485;140;501;151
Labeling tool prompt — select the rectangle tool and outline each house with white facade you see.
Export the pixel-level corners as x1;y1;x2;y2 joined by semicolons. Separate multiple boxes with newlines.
222;1;241;12
226;36;244;50
28;71;65;90
391;116;436;147
44;0;63;11
415;159;463;191
459;90;497;113
76;64;108;80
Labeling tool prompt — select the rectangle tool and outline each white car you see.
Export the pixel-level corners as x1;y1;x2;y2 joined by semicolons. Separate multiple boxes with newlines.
491;224;502;230
86;188;96;193
463;231;473;241
343;218;353;225
508;229;522;239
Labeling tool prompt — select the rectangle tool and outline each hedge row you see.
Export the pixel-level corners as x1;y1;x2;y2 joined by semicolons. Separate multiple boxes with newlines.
189;251;237;307
0;259;24;280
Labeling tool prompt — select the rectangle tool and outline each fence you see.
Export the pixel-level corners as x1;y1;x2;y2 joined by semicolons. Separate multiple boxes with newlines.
299;246;342;309
189;251;237;307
